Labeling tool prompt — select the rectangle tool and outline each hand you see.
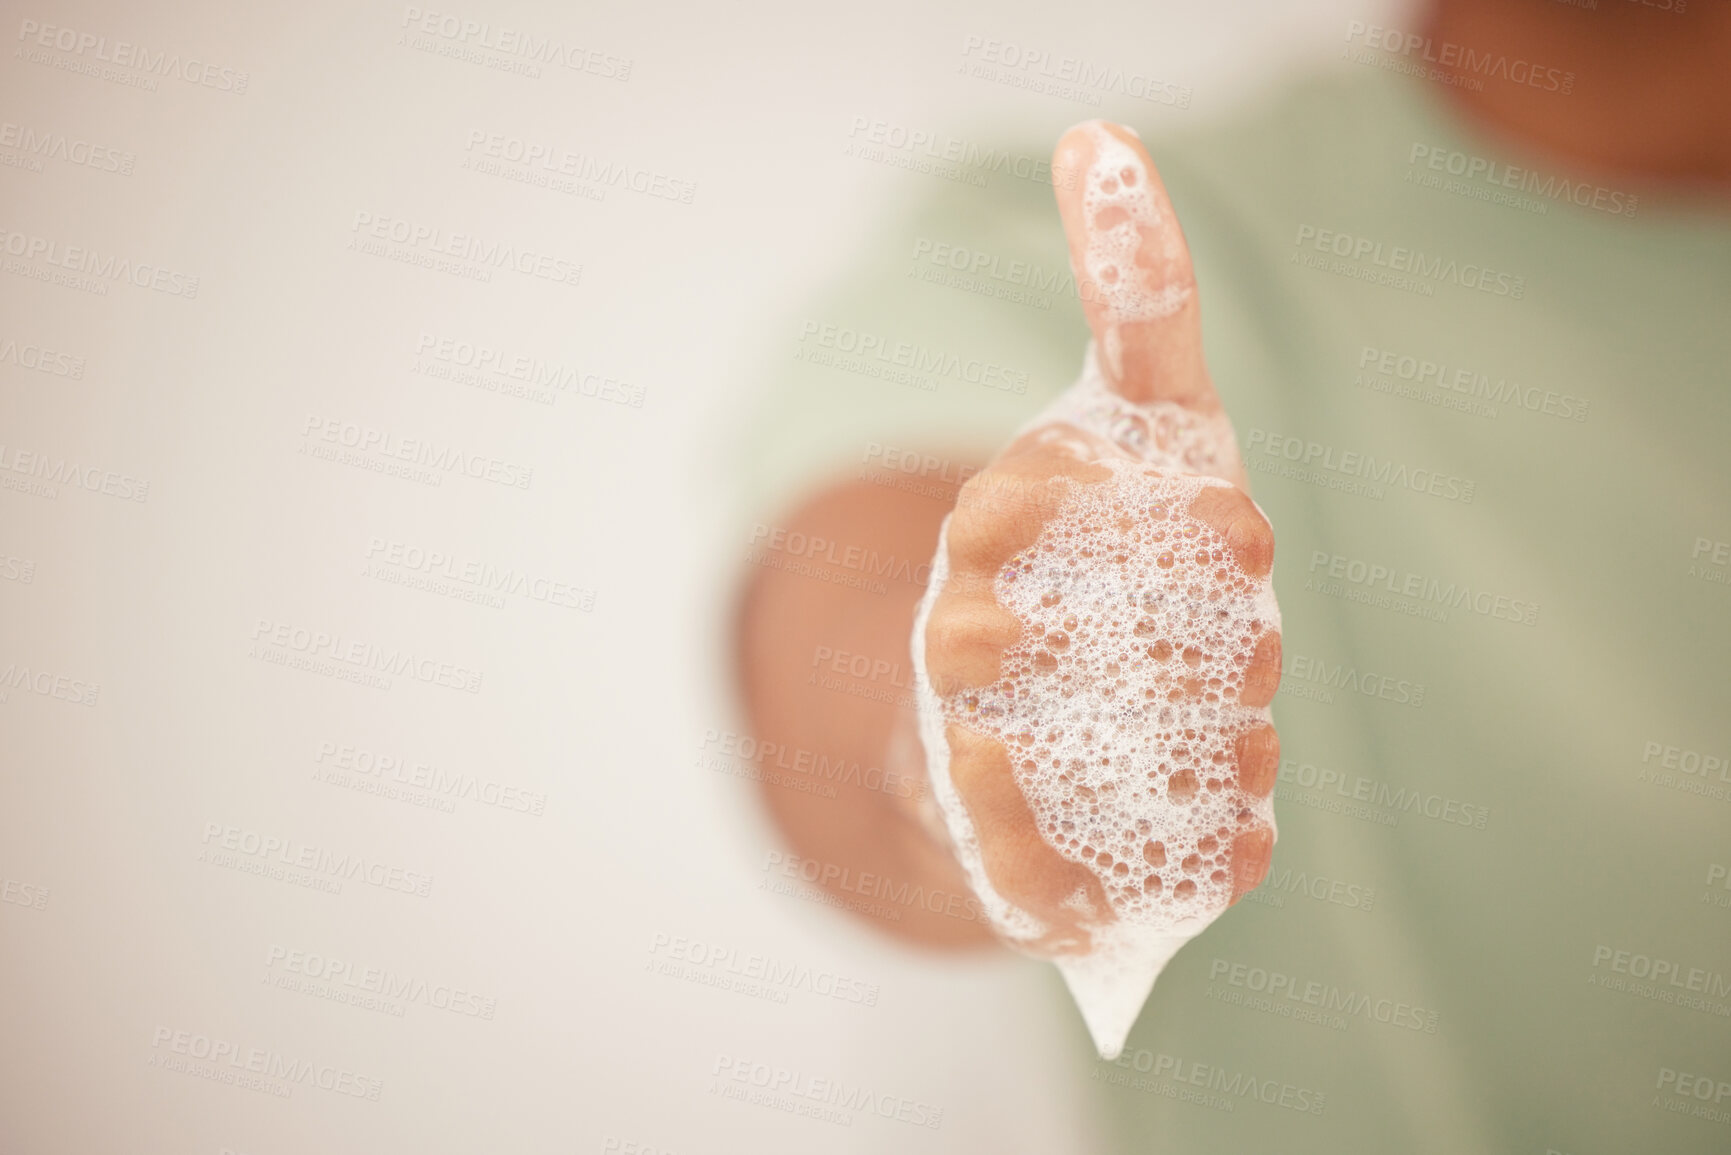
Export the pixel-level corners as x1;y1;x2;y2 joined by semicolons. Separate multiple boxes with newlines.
919;121;1282;958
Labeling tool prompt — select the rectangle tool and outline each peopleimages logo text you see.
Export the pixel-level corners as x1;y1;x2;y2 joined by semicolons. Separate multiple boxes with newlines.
1307;551;1540;626
1345;21;1574;94
16;19;250;92
0;226;199;297
1293;226;1524;298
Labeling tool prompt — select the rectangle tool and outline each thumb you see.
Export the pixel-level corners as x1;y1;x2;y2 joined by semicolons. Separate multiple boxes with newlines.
1052;121;1218;414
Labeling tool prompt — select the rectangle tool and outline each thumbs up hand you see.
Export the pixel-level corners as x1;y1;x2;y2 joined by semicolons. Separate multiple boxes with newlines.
912;123;1283;972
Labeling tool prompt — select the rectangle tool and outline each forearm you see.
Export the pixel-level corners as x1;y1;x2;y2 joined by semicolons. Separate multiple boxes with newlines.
733;472;996;950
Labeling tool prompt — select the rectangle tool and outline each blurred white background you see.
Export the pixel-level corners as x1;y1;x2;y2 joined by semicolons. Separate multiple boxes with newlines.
0;1;1405;1151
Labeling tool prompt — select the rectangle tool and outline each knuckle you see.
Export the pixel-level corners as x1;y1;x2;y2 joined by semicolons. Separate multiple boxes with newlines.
944;499;1008;572
961;469;1044;520
1234;723;1280;795
1188;484;1273;577
924;595;1019;689
1221;498;1274;577
1240;630;1282;707
1230;825;1274;898
948;483;1054;575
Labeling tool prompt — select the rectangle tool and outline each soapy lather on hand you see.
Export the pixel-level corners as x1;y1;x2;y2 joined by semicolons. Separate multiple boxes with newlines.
909;122;1283;1060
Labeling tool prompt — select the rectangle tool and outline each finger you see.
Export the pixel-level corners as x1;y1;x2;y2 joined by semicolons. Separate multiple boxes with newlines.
950;441;1098;557
1229;825;1274;904
1234;723;1280;796
1240;632;1282;709
945;724;1107;950
1187;485;1273;579
1052;121;1216;412
923;585;1021;691
1181;484;1281;707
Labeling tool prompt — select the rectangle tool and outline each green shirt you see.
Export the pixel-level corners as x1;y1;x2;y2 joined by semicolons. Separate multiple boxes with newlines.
736;66;1731;1153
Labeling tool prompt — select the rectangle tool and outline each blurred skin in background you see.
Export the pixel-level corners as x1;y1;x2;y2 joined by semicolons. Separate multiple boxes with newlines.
735;0;1731;948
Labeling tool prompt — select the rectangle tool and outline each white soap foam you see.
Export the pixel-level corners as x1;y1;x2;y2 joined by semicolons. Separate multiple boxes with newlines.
1037;345;1243;480
910;122;1278;1059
